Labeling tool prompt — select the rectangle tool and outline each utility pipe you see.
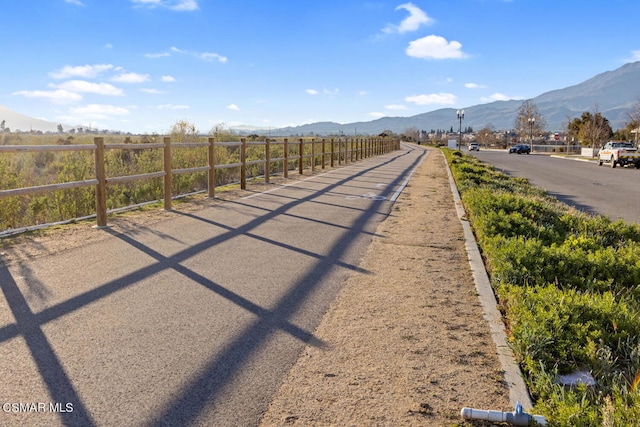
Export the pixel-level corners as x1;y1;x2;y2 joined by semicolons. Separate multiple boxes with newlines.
461;402;547;426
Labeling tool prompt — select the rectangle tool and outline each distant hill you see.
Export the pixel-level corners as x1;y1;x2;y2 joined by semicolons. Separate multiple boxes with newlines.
245;61;640;136
0;105;72;133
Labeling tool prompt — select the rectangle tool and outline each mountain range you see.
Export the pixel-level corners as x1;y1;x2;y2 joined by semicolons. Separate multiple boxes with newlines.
0;105;74;133
253;61;640;136
2;61;640;136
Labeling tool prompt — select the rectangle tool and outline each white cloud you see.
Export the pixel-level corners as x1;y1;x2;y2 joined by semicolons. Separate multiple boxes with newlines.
306;88;338;96
157;104;189;110
141;88;165;94
168;46;227;63
146;52;171;58
112;72;150;83
131;0;198;11
171;0;198;11
70;104;130;118
405;93;457;105
406;35;467;60
50;64;114;79
199;52;228;63
13;89;83;103
52;80;124;96
161;75;176;82
626;50;640;62
226;104;240;111
480;93;520;102
358;90;369;96
65;0;84;6
383;2;432;34
369;112;386;118
385;104;408;110
465;82;487;89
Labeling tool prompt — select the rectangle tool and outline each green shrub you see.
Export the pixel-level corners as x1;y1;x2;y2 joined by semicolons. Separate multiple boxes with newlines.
443;148;640;425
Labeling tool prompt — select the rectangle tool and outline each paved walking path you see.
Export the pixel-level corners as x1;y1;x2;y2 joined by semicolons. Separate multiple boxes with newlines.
0;145;516;426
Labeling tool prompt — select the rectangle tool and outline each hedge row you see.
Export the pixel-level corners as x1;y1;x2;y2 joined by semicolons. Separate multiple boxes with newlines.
444;149;640;426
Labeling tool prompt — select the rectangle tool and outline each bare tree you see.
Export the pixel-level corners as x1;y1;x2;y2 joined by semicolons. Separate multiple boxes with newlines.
209;122;240;142
403;127;420;142
626;99;640;144
170;120;199;143
476;124;496;146
514;100;546;143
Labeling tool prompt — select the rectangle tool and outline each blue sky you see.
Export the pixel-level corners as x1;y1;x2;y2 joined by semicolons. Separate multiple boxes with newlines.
3;0;640;134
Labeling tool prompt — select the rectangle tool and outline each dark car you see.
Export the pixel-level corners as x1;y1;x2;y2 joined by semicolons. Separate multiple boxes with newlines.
509;144;531;154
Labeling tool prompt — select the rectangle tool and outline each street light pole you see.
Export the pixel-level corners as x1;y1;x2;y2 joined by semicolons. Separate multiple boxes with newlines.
528;117;535;147
456;109;465;150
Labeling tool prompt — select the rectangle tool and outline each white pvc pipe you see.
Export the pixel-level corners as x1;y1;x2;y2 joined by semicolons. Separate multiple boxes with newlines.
461;407;547;426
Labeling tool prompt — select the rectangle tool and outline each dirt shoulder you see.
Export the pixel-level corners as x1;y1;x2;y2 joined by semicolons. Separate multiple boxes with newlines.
259;147;510;426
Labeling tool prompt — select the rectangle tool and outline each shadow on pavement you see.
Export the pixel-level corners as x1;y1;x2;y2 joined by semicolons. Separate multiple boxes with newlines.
0;145;425;426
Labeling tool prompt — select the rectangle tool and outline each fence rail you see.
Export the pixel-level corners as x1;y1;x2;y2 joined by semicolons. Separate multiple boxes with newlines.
0;136;399;229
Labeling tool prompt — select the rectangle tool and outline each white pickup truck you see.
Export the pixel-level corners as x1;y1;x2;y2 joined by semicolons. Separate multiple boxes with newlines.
598;141;640;168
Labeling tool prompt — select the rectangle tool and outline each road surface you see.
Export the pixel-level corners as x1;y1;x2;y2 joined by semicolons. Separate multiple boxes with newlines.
469;149;640;224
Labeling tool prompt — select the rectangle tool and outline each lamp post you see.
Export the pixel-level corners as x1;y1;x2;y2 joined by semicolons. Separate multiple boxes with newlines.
528;117;535;147
456;109;465;150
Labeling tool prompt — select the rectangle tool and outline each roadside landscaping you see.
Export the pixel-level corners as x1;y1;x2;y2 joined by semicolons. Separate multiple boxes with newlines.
444;149;640;426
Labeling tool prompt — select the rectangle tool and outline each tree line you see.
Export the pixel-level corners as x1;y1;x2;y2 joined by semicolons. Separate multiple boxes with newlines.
401;99;640;147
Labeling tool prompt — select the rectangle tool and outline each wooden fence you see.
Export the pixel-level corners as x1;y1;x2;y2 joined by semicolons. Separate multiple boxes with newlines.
0;136;399;228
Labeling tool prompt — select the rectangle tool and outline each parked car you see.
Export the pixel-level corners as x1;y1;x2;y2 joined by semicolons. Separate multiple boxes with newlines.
598;141;640;168
509;144;531;154
468;142;480;151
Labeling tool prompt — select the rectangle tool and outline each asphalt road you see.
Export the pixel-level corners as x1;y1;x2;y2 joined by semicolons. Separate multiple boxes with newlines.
468;149;640;224
0;144;427;427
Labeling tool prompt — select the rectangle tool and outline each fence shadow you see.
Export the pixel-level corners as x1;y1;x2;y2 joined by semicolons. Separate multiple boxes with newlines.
0;145;424;426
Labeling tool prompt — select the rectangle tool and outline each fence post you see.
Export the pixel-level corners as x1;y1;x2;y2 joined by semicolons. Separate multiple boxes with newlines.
265;138;271;183
240;138;247;190
208;137;215;198
94;137;107;227
311;138;316;172
321;139;326;169
298;138;304;175
283;138;289;178
163;137;172;210
343;138;347;164
330;138;335;167
350;139;354;162
345;138;350;163
338;139;342;165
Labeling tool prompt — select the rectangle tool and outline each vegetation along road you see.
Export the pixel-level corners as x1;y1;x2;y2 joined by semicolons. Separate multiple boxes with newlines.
0;145;426;426
469;149;640;223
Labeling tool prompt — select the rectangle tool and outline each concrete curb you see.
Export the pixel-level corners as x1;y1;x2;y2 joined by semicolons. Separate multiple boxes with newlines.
443;152;534;410
550;154;597;163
